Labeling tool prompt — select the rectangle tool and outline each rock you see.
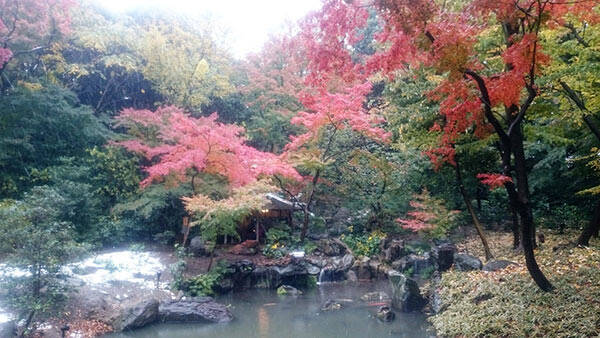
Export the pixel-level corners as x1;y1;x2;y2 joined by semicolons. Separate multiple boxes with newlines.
332;253;354;271
189;236;210;257
277;285;302;296
345;270;358;283
114;299;159;331
317;266;345;283
306;264;321;275
375;305;395;322
160;298;233;323
353;256;372;280
361;291;390;302
317;239;346;256
388;270;427;312
431;243;456;272
320;299;343;311
225;260;255;290
71;288;118;322
383;240;406;262
229;240;259;255
454;253;482;271
306;256;328;268
392;254;433;275
251;263;309;289
214;277;234;294
482;259;517;272
251;266;281;289
472;293;493;304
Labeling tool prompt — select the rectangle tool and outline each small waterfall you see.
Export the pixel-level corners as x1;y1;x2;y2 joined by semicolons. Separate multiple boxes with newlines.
317;268;326;285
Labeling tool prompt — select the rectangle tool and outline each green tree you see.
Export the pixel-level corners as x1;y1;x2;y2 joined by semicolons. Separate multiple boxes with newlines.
0;187;86;334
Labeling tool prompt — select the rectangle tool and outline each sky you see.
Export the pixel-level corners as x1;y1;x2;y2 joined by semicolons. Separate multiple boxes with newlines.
96;0;323;58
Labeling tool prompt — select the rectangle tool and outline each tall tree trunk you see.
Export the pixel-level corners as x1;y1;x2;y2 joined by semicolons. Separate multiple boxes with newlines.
511;126;537;248
509;204;521;249
454;154;494;261
300;169;321;242
512;128;553;291
577;200;600;246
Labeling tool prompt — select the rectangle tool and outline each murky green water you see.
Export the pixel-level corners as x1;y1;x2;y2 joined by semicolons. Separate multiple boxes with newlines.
107;282;432;338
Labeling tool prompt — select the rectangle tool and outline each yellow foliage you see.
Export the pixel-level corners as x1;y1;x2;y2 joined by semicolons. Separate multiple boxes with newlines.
182;180;277;224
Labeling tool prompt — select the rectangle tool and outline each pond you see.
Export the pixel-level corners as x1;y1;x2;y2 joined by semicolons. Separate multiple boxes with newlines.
106;282;432;338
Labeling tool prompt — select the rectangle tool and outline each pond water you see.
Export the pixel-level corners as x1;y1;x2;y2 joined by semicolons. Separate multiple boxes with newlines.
106;282;432;338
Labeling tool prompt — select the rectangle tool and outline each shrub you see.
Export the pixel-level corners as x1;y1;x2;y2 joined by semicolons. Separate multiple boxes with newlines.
341;229;386;257
180;261;228;297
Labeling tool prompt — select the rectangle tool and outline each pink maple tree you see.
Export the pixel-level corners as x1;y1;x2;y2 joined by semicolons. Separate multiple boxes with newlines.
114;106;301;190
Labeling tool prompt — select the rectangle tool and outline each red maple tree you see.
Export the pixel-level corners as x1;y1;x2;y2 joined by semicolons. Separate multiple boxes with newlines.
299;0;599;291
0;0;75;70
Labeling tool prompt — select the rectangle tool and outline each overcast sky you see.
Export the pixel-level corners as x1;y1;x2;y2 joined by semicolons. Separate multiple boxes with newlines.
96;0;322;58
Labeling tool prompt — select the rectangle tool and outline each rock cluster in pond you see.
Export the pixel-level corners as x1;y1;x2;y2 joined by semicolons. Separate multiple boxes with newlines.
113;297;233;331
114;299;160;331
388;270;428;312
160;298;233;323
375;305;396;322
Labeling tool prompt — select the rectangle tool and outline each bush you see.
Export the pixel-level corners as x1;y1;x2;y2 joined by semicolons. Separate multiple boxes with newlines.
341;229;386;257
263;223;292;258
179;261;228;297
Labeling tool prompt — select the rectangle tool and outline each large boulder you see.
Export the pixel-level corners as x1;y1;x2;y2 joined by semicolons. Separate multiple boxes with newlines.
482;259;517;272
388;270;427;312
345;270;358;283
454;253;482;271
316;238;346;256
225;260;255;290
392;254;433;275
113;299;159;331
431;243;456;272
383;240;406;263
375;305;395;322
159;297;233;323
332;253;354;271
189;236;210;257
352;256;373;280
251;263;309;289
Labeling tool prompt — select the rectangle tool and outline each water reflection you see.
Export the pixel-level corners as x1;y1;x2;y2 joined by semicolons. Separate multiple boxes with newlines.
106;282;432;338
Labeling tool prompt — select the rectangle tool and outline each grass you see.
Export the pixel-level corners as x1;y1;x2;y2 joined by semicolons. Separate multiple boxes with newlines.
430;230;600;337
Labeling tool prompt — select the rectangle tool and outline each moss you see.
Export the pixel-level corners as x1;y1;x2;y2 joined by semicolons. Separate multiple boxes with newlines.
430;231;600;337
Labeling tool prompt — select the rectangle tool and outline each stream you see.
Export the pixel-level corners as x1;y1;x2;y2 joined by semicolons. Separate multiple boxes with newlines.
106;282;432;338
